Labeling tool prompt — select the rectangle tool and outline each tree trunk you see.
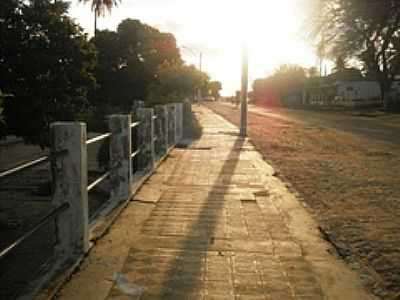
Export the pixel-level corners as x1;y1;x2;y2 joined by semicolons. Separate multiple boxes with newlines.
94;13;97;37
383;93;389;109
379;80;392;110
379;83;385;105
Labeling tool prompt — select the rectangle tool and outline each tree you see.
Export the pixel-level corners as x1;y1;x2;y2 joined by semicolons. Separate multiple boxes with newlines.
273;64;307;95
252;64;306;105
208;81;222;100
309;0;400;107
80;0;120;35
307;67;319;78
0;90;5;123
0;0;96;146
147;63;209;104
0;90;8;138
91;19;207;110
333;55;347;73
316;37;326;76
252;78;280;105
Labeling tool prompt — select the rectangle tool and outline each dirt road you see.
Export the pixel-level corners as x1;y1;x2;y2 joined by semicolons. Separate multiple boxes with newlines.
245;104;400;146
207;102;400;300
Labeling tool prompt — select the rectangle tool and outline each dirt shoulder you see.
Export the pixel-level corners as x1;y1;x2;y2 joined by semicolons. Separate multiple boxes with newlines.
235;103;400;146
206;102;400;300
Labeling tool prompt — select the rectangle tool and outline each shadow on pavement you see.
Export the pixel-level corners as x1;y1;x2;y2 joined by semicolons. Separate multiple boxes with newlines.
160;135;244;297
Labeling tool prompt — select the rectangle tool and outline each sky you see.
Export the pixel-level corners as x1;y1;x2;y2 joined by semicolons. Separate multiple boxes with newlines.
69;0;318;95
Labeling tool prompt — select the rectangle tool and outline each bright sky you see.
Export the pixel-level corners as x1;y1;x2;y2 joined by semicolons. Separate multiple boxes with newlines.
69;0;317;95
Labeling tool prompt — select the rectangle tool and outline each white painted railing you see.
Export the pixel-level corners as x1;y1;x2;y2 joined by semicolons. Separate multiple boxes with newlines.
0;102;188;297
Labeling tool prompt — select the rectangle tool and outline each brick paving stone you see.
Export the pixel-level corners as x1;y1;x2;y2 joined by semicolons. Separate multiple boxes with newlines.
106;106;322;299
54;105;373;300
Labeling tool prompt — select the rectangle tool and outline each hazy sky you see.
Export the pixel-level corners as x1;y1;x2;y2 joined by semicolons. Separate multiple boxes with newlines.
69;0;317;95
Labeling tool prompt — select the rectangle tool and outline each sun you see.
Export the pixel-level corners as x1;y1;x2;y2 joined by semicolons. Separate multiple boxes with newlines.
182;0;315;94
69;0;316;95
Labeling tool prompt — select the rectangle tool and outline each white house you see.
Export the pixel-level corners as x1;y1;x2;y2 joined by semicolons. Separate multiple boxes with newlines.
302;67;400;107
332;80;381;107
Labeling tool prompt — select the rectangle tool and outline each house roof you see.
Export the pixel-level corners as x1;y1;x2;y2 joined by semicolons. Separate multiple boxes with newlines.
326;68;363;81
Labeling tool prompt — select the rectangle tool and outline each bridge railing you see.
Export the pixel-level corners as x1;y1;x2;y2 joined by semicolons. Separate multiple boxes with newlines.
0;101;187;297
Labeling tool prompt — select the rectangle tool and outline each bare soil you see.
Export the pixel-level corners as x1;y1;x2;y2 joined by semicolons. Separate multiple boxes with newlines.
0;140;110;299
207;102;400;300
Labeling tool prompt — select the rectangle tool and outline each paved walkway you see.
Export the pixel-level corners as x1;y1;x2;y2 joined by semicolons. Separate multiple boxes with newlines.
55;106;373;300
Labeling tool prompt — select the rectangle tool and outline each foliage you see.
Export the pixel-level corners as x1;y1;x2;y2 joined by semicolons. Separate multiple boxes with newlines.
0;90;6;137
0;0;96;146
0;90;4;123
79;0;121;35
333;55;347;73
80;0;120;17
309;0;400;106
307;67;319;78
0;4;211;146
208;81;222;100
92;19;209;111
183;109;202;140
252;64;306;105
147;62;209;105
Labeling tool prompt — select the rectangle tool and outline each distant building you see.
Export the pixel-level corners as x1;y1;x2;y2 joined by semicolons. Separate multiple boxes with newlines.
305;80;382;107
302;69;396;107
282;91;303;106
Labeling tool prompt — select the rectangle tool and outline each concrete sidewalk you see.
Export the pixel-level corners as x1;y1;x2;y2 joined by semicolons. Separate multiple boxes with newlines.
55;105;373;300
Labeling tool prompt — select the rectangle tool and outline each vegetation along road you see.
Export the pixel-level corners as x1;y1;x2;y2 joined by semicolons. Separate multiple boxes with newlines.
207;102;400;300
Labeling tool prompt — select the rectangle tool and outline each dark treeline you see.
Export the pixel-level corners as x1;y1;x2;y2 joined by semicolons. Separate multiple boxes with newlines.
251;63;366;107
251;64;307;106
0;0;213;146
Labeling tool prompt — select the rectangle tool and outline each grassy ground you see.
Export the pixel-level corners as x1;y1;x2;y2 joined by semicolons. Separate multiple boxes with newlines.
207;102;400;300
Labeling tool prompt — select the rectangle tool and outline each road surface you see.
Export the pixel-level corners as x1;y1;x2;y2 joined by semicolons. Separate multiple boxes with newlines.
243;104;400;146
207;102;400;300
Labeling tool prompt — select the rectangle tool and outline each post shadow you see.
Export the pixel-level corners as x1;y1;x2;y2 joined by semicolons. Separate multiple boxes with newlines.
159;136;245;297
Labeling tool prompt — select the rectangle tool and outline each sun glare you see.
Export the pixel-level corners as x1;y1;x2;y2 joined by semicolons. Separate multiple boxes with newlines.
175;0;315;94
69;0;316;95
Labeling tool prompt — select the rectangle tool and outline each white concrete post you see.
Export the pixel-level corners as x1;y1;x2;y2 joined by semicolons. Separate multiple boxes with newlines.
175;103;183;142
109;115;132;201
183;101;192;139
136;108;155;172
154;105;168;158
50;122;89;259
131;100;145;119
167;104;176;148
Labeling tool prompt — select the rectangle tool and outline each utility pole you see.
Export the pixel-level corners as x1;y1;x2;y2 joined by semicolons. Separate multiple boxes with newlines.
240;46;248;137
181;46;203;102
199;52;203;101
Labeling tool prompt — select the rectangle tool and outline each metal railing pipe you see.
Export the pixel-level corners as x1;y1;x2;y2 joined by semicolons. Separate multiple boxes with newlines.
130;121;140;128
0;203;70;260
0;156;48;179
86;133;111;145
130;149;140;159
87;171;110;192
